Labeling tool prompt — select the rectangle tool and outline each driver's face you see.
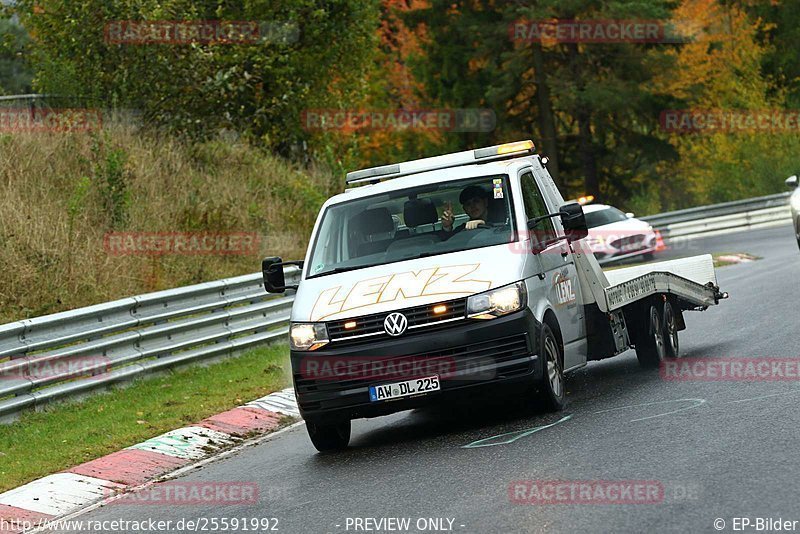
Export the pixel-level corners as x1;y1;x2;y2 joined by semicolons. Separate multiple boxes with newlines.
462;196;488;220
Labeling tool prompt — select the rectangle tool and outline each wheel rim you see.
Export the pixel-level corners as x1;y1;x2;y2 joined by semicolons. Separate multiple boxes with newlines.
664;304;679;356
545;335;563;398
650;307;665;360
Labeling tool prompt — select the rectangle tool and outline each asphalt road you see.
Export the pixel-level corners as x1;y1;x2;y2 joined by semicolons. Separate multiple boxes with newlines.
69;223;799;534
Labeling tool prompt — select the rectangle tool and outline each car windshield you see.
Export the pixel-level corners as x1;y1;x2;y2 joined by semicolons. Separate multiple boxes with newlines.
584;207;629;228
307;175;515;278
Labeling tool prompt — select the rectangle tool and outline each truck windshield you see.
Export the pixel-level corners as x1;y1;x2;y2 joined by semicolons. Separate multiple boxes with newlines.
307;175;516;278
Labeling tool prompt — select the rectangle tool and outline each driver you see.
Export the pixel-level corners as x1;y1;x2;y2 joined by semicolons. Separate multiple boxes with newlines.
441;184;490;235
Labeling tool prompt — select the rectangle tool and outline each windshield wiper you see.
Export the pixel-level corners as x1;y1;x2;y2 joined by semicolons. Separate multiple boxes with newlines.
308;262;384;278
394;251;441;261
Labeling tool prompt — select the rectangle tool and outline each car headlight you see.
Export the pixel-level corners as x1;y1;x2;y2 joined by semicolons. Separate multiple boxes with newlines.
587;234;606;248
290;323;329;351
467;282;526;320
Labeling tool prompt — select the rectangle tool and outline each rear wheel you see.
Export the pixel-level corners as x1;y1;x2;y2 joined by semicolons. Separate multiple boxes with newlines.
306;420;351;452
635;304;666;369
532;324;565;411
662;300;680;359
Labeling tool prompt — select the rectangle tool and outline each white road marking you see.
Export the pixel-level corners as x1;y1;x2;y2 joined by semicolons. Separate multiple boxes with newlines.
0;473;122;516
724;389;800;404
127;426;235;460
247;387;300;417
593;398;707;422
28;420;307;532
462;415;573;448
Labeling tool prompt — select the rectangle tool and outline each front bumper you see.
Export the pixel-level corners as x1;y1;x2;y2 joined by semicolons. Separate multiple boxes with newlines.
593;243;657;264
589;232;658;263
291;309;541;422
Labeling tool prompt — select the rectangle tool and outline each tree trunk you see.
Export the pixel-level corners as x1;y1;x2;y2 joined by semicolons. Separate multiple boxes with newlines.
531;43;561;189
567;43;600;198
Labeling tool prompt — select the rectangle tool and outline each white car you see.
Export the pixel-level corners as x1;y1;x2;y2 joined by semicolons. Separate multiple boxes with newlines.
582;204;660;263
787;175;800;249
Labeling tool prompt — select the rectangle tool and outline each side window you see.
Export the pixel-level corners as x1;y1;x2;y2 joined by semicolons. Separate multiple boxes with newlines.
520;171;558;243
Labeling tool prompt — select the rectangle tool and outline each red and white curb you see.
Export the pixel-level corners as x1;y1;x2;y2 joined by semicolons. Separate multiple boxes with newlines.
0;388;299;533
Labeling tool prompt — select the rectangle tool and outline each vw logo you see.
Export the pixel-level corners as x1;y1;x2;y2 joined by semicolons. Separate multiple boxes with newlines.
383;312;408;336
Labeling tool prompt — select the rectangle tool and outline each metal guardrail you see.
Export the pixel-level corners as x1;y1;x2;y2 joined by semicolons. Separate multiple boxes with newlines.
0;93;103;111
641;192;792;239
0;192;793;420
0;268;299;420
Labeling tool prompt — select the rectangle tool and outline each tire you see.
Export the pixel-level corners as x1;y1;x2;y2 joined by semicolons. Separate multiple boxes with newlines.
642;251;655;262
532;323;565;411
795;220;800;250
662;300;680;359
306;419;351;452
635;304;666;369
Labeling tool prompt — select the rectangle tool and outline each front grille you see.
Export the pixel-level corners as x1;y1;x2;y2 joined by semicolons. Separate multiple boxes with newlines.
327;298;467;342
294;333;531;410
609;234;645;250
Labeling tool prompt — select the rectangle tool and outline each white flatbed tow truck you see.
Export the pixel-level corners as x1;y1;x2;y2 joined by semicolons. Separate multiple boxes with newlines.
263;140;728;451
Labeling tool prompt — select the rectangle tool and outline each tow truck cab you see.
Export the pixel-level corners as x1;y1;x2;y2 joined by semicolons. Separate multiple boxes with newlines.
263;141;725;452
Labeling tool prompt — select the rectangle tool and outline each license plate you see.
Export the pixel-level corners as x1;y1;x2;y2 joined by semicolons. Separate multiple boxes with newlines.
369;375;440;402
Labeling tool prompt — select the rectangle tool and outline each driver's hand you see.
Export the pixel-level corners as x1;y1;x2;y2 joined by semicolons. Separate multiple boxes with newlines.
441;201;455;232
465;219;485;230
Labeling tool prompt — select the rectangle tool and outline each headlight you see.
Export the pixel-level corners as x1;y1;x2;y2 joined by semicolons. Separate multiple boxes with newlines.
586;234;605;248
467;282;526;319
290;323;329;351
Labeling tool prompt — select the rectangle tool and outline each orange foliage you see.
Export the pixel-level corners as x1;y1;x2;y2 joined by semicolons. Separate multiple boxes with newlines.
658;0;773;108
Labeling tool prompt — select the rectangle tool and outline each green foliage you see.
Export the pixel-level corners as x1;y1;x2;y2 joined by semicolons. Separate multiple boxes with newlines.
65;175;91;276
67;175;92;222
405;0;678;203
91;136;130;228
746;1;800;108
15;0;381;152
0;18;33;94
626;183;664;217
8;0;800;216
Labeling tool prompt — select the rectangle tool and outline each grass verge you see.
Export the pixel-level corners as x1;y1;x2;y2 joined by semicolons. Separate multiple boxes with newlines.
710;252;761;267
0;343;291;493
0;121;338;323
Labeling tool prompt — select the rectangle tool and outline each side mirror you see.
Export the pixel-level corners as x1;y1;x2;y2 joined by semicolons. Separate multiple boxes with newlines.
786;175;798;189
559;202;589;242
625;212;635;219
262;256;301;293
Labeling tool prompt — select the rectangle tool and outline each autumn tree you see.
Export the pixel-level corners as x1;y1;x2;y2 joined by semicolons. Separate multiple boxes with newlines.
406;0;678;204
654;0;800;206
15;0;380;155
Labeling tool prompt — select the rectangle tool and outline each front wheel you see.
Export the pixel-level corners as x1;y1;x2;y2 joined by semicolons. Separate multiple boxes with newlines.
306;420;351;452
532;324;565;411
635;304;666;368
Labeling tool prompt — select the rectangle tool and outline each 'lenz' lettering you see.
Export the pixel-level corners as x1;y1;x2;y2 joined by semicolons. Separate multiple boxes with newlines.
310;264;491;321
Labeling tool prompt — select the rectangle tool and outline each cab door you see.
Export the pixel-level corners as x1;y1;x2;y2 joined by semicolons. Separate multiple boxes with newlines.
518;168;587;371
